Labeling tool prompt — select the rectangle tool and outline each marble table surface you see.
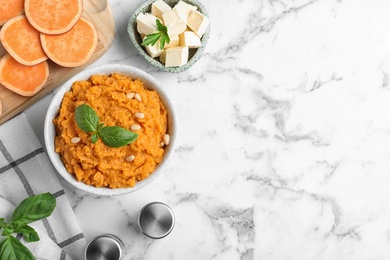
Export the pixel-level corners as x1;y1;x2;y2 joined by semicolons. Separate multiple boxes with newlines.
24;0;390;259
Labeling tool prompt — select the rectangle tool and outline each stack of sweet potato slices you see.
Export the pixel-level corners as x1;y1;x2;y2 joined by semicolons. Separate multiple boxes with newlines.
0;0;98;98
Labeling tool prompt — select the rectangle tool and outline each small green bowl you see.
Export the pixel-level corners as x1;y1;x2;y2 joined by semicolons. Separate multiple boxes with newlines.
127;0;210;73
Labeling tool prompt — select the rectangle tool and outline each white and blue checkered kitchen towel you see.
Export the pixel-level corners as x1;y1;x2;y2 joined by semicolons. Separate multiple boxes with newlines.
0;113;86;260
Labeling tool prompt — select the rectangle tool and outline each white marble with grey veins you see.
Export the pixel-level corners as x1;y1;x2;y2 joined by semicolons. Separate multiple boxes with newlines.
25;0;390;259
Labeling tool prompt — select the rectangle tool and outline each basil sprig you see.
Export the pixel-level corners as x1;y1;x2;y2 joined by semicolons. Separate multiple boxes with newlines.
141;19;171;50
75;104;138;148
74;103;99;133
0;193;57;260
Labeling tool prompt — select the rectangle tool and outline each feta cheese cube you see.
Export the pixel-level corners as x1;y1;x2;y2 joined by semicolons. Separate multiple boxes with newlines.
173;1;197;23
167;22;186;38
179;31;201;48
145;41;164;58
162;9;186;37
159;51;166;63
165;35;180;48
141;34;163;58
152;0;172;20
137;13;160;35
187;10;209;37
162;8;181;26
165;46;189;67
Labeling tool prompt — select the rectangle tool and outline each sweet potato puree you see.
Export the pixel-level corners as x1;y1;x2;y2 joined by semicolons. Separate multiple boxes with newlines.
53;73;168;188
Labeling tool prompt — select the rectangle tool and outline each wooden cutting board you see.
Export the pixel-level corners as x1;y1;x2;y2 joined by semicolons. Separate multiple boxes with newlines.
0;0;116;125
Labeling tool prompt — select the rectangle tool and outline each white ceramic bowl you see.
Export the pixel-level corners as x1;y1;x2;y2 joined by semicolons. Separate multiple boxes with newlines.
44;64;176;196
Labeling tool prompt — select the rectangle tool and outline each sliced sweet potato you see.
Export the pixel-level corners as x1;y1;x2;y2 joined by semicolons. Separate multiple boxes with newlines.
40;17;98;67
0;0;24;26
0;54;49;96
0;15;47;66
25;0;83;34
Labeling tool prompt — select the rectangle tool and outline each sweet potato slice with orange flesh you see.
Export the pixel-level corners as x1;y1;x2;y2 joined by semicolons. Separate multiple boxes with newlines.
1;15;48;66
0;54;49;96
0;0;24;26
40;17;98;68
25;0;83;35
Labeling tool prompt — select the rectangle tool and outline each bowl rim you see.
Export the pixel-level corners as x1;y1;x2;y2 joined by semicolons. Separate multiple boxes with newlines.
127;0;210;73
44;64;177;196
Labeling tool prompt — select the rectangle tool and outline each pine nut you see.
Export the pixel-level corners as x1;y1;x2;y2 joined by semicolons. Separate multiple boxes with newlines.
160;142;165;147
126;155;135;162
135;93;142;102
71;137;81;144
135;112;144;119
126;92;135;99
163;134;170;145
131;124;141;131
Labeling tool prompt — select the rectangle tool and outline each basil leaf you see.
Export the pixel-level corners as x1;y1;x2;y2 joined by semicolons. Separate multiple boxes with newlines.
142;32;162;47
97;123;104;134
75;104;99;133
100;126;138;148
11;193;56;225
91;133;99;144
0;236;35;260
1;223;15;237
0;218;6;229
16;225;39;242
